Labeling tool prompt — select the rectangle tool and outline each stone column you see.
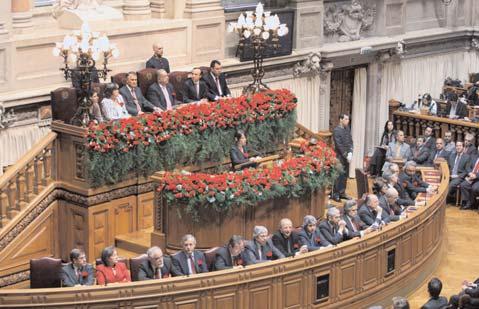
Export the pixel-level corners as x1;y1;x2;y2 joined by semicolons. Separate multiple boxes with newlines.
123;0;151;20
365;60;383;156
184;0;225;63
11;0;32;30
0;0;11;36
318;64;332;131
150;0;166;18
289;0;323;49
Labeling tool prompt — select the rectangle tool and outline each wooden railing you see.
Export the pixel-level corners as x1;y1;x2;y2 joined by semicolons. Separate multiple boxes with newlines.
0;132;57;229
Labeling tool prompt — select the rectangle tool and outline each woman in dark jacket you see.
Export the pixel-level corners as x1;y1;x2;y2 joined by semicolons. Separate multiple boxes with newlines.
369;120;395;177
230;130;261;169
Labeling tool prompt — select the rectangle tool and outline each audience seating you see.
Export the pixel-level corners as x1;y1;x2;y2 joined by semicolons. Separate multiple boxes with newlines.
50;87;78;123
460;293;479;309
129;254;148;282
30;257;63;288
137;68;158;96
204;247;220;271
111;72;129;89
355;168;369;199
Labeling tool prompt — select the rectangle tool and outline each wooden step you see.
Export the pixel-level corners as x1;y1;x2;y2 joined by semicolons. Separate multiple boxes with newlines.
115;228;153;255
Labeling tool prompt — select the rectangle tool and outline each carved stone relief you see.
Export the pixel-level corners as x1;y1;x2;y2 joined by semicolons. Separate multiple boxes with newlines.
0;103;17;130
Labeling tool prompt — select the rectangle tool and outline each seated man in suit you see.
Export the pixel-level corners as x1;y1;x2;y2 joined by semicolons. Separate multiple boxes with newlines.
421;277;448;309
444;131;456;153
382;170;415;206
427;138;450;166
214;235;245;270
399;161;434;200
182;67;208;103
318;207;346;246
383;130;412;172
342;200;372;240
297;215;328;251
358;194;387;228
445;95;468;119
61;248;94;287
411;136;432;165
464;133;478;157
243;226;284;265
459;150;479;210
146;69;180;111
272;218;308;257
449;278;479;309
392;296;410;309
423;126;436;150
138;246;179;280
448;141;471;202
171;234;208;276
146;43;170;73
119;72;161;116
202;60;231;101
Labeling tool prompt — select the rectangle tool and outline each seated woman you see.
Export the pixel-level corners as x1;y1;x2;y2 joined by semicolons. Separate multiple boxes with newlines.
89;91;104;123
230;130;261;169
96;246;131;285
368;120;395;177
101;83;130;121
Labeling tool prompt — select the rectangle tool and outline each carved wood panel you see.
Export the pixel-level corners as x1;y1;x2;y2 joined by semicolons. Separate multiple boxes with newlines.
282;276;303;309
137;192;154;230
329;69;355;131
248;285;272;309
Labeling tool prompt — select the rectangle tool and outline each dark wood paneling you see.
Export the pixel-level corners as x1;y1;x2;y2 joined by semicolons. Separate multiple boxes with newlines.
329;69;355;131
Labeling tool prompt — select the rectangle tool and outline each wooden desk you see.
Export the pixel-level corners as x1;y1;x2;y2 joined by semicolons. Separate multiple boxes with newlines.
0;162;449;308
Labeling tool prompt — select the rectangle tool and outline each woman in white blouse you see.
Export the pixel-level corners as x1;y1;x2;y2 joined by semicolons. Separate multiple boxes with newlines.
101;83;130;121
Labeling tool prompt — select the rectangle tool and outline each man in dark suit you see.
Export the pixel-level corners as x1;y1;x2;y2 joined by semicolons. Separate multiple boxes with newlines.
243;226;284;265
459;153;479;210
318;207;347;246
60;249;94;287
464;133;478;157
146;69;180;111
445;97;468;119
182;67;208;103
399;161;432;200
423;127;436;150
214;235;245;270
138;246;180;280
119;72;161;116
342;200;371;240
171;234;208;275
411;136;432;165
358;194;389;227
332;114;353;202
427;138;450;166
382;170;415;206
297;215;325;251
146;43;170;73
448;141;471;202
202;60;231;101
421;278;448;309
272;218;307;257
449;278;479;309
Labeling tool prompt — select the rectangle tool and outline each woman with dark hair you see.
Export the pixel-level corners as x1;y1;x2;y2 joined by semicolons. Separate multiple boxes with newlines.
368;120;395;177
95;246;130;285
101;83;129;121
230;130;261;169
89;91;104;123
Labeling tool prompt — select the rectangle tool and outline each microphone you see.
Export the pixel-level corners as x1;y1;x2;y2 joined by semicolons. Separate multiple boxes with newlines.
94;268;108;286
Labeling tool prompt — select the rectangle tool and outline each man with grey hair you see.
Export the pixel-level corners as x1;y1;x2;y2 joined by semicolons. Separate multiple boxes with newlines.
214;235;245;270
318;206;346;246
342;200;372;240
272;218;308;257
383;170;415;207
172;234;208;275
464;132;478;157
399;161;434;200
243;226;284;265
384;130;412;173
358;194;388;227
298;215;324;251
146;43;170;72
382;187;409;221
392;296;410;309
138;246;179;280
146;69;179;111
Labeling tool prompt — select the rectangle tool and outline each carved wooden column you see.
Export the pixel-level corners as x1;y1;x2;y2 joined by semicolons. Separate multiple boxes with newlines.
11;0;32;30
123;0;151;20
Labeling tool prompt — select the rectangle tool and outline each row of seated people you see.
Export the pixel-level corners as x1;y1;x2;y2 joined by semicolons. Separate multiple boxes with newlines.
407;92;471;119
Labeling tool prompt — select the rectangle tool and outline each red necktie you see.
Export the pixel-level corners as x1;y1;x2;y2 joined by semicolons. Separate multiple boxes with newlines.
130;88;141;113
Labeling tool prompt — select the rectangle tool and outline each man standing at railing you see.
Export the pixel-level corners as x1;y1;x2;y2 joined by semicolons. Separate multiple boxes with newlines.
332;114;353;202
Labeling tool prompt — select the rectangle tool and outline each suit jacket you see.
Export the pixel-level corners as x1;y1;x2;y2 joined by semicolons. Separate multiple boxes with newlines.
333;125;353;162
61;263;94;287
317;220;344;246
119;85;156;116
243;239;284;265
465;145;479;157
146;83;179;111
448;152;471;179
271;230;301;257
424;136;436;150
420;296;448;309
358;203;390;226
138;256;179;280
297;227;323;251
392;182;415;206
171;250;208;275
96;262;130;285
202;72;231;101
411;145;431;165
182;78;208;103
214;246;245;270
444;101;468;119
145;56;170;73
386;142;412;162
342;214;367;240
378;195;401;221
427;149;450;165
399;171;429;199
230;145;260;169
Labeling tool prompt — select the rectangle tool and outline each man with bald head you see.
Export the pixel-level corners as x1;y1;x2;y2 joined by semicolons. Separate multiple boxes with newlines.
146;69;179;111
182;67;208;103
427;138;450;165
358;194;388;227
146;43;170;73
272;218;307;257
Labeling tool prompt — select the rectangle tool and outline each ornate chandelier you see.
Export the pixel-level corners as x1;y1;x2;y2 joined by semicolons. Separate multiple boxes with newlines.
53;23;119;126
228;3;288;93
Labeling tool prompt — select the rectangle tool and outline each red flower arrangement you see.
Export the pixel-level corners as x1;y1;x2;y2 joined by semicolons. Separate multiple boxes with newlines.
86;89;297;153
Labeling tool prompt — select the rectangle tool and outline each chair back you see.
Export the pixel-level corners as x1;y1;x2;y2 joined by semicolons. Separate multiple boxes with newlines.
96;257;130;269
129;254;148;281
137;68;158;96
204;247;220;271
168;71;190;103
30;257;63;288
355;168;369;199
111;72;128;89
50;87;78;123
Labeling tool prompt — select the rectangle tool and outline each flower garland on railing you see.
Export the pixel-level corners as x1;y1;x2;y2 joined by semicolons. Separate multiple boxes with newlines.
157;142;340;220
85;89;298;187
